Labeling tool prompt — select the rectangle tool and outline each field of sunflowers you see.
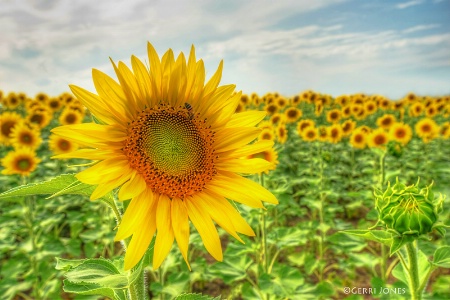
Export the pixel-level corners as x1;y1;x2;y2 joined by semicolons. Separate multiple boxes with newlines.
1;87;449;299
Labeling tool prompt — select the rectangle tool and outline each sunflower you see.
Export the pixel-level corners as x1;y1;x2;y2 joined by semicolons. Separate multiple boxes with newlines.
270;113;285;126
378;98;391;110
0;112;23;146
51;42;278;271
291;95;301;106
27;109;52;129
341;105;352;118
10;123;43;150
284;107;302;123
389;123;412;145
317;126;328;142
276;97;288;109
409;102;424;117
326;109;341;123
327;124;343;144
46;97;64;112
297;119;315;134
364;100;378;115
35;92;49;103
246;147;279;174
264;103;278;116
59;108;84;125
341;119;356;136
349;129;367;149
415;118;439;142
335;95;350;107
1;148;41;176
259;128;275;141
48;133;79;155
439;122;450;139
276;123;288;144
315;102;324;116
301;127;318;142
5;92;21;110
376;114;396;129
425;105;438;118
368;128;389;149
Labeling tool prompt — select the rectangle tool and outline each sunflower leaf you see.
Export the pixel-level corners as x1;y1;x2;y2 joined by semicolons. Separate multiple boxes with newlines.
174;293;221;300
0;174;96;200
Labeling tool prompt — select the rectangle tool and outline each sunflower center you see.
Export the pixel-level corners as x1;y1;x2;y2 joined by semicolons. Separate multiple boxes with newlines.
16;158;31;171
123;105;216;198
1;121;16;137
395;129;406;138
374;134;386;145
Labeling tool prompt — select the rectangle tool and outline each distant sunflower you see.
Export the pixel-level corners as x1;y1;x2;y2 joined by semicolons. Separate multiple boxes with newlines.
389;123;412;145
27;109;52;129
368;128;389;149
5;92;21;110
439;122;450;139
425;105;438;118
276;97;288;108
46;97;64;112
35;92;49;103
264;103;278;116
415;118;439;142
326;109;341;123
315;102;324;116
327;124;343;144
409;102;424;117
1;148;41;176
301;127;318;142
0;112;23;146
284;107;302;123
317;126;328;142
59;108;84;125
364;100;378;115
276;124;288;144
341;120;356;136
376;114;396;129
52;42;278;271
270;113;284;126
49;133;79;155
297;119;315;134
10;123;42;150
349;129;367;149
341;105;352;118
259;128;275;141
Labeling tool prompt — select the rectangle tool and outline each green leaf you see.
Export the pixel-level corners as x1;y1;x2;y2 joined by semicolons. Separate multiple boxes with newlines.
390;236;415;256
0;174;96;200
174;293;220;300
339;230;392;246
433;246;450;268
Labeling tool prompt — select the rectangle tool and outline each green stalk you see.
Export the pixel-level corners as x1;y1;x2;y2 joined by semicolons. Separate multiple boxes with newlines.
406;242;421;300
318;143;326;281
259;174;269;274
378;152;387;282
101;195;148;300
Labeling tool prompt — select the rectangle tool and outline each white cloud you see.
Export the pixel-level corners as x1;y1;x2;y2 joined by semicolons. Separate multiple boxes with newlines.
403;24;440;34
395;0;424;9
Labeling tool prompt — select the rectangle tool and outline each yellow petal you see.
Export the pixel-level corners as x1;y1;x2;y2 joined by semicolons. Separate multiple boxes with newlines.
214;127;260;153
76;158;131;184
221;140;274;159
216;158;274;174
90;173;131;200
123;194;157;270
152;194;174;270
171;198;191;270
52;149;118;160
202;60;223;99
147;42;162;100
203;189;255;236
185;196;223;261
227;111;267;128
118;172;148;201
115;189;155;241
131;55;153;109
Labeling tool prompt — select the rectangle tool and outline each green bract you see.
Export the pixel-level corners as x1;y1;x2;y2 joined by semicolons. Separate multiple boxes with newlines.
375;178;445;237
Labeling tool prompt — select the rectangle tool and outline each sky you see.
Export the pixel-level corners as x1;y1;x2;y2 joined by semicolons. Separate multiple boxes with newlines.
0;0;449;100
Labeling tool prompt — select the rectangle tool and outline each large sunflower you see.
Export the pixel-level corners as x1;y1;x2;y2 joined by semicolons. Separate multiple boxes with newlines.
52;42;278;271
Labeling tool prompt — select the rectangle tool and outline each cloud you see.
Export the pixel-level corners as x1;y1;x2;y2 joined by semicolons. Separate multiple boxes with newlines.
402;24;440;34
395;0;424;9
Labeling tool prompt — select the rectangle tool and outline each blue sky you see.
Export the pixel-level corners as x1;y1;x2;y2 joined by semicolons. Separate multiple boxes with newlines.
0;0;449;100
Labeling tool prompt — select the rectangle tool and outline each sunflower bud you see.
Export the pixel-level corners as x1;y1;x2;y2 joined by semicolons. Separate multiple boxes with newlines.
375;178;444;237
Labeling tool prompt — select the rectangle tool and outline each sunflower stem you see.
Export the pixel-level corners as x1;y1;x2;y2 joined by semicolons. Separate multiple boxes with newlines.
378;152;387;282
259;174;269;274
405;241;421;300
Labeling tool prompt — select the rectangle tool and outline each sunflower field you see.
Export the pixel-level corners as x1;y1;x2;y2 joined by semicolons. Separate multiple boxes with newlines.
1;46;450;300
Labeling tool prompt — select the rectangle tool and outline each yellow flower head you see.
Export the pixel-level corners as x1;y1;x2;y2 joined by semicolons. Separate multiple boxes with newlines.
350;129;367;149
368;128;390;149
264;103;278;116
1;148;41;176
301;126;318;142
48;133;79;155
10;123;43;150
415;118;439;142
259;128;275;141
276;123;288;144
46;97;64;112
5;92;22;110
270;113;285;126
27;108;52;129
59;108;84;125
247;147;279;174
341;119;356;136
389;122;412;145
0;112;24;146
297;119;315;134
364;100;378;115
327;124;343;144
284;107;302;123
317;126;328;142
409;102;424;117
376;114;396;129
51;42;278;271
326;109;341;123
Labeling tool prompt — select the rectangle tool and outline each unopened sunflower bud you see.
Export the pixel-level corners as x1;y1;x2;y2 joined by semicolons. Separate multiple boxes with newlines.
375;178;444;237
